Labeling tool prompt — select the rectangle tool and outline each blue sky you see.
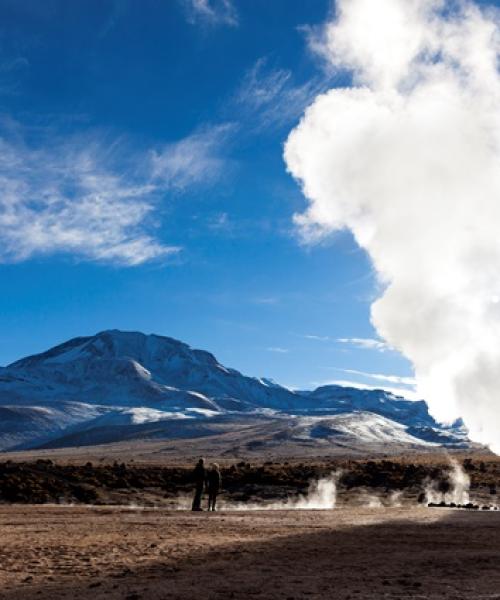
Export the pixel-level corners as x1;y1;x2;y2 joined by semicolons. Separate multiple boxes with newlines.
0;0;415;392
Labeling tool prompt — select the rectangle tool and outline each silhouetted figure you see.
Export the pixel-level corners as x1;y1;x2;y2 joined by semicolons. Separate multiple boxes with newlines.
207;463;221;511
191;458;206;511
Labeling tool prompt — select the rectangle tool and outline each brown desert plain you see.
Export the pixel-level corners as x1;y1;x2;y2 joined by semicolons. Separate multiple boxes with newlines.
0;444;499;600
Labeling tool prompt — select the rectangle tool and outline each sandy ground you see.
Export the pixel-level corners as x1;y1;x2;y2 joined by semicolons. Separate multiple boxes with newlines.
0;506;498;599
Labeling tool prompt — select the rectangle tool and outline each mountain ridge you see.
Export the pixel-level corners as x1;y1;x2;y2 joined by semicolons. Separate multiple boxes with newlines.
0;329;469;452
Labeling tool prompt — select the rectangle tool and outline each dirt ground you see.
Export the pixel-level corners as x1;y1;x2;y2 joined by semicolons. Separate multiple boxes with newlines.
0;505;498;600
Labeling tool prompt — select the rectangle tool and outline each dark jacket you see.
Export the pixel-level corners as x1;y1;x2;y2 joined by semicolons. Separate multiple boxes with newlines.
193;462;206;487
207;469;221;491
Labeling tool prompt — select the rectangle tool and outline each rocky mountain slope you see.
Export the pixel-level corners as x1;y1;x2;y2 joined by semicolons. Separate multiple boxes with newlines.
0;330;469;451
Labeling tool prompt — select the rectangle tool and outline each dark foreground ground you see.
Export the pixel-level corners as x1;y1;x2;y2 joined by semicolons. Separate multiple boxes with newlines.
0;505;498;600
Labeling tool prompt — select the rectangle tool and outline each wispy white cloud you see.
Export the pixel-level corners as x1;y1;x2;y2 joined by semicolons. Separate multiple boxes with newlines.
235;58;328;130
0;127;179;265
315;379;419;401
303;334;331;341
151;124;234;191
0;120;233;266
0;24;236;268
182;0;238;27
267;347;289;354
337;368;416;387
337;337;392;352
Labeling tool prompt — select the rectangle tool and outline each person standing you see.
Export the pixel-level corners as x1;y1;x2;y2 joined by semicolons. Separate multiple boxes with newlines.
191;458;206;511
207;463;221;512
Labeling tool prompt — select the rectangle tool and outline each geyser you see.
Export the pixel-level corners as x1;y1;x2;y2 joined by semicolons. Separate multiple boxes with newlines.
424;459;471;506
285;0;500;451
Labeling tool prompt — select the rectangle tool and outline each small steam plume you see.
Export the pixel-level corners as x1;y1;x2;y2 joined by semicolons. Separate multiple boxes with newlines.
283;472;339;510
388;490;403;508
424;458;470;505
357;490;403;508
359;493;384;508
285;0;500;451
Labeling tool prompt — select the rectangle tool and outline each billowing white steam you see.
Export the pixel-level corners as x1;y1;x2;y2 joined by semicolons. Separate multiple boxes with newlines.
424;458;470;505
285;0;500;451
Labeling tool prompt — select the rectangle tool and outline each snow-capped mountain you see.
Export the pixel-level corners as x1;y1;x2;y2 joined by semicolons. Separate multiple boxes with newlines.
0;330;469;451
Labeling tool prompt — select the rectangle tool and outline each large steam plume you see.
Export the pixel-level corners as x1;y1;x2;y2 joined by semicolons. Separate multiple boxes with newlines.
285;0;500;451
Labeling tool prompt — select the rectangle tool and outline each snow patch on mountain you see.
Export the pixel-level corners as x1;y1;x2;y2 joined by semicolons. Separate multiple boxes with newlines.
305;412;438;446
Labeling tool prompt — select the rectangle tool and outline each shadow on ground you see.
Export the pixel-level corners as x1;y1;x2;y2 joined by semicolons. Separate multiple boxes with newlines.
2;509;500;600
